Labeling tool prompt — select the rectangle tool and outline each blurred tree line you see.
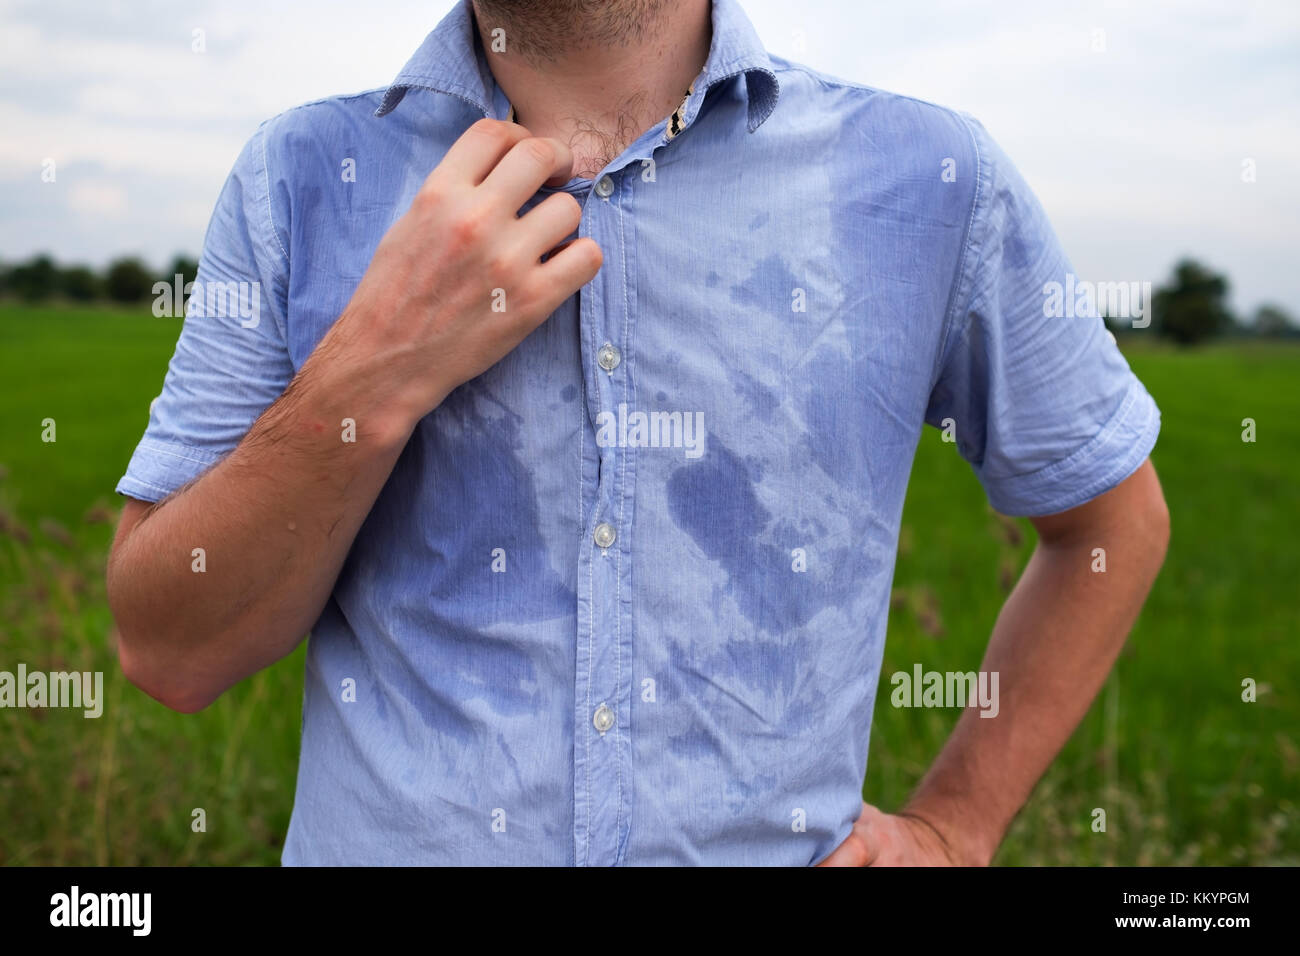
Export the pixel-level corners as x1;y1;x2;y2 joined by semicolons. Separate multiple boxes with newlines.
1142;259;1297;344
1097;258;1296;344
0;254;197;305
0;252;1295;343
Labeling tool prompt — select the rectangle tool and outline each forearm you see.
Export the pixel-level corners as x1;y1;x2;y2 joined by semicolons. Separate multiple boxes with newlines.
107;335;416;712
901;494;1169;863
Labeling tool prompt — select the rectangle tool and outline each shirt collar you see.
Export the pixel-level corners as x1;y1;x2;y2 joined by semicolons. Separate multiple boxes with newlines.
375;0;780;133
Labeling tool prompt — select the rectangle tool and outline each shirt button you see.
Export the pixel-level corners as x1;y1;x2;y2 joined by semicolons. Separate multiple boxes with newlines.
594;175;615;198
593;522;617;549
597;342;621;371
593;703;615;734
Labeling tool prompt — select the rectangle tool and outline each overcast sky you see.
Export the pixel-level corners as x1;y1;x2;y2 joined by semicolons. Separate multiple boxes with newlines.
2;0;1297;316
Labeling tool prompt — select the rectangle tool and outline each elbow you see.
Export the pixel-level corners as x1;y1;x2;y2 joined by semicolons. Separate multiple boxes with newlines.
1119;458;1171;569
1144;485;1172;566
108;548;220;715
115;626;219;715
107;508;223;714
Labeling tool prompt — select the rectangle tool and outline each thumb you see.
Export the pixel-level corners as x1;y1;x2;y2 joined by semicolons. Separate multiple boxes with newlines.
815;801;881;867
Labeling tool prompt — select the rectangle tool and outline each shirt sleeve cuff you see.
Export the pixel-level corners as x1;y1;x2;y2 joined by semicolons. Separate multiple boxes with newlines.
980;379;1161;518
114;438;223;503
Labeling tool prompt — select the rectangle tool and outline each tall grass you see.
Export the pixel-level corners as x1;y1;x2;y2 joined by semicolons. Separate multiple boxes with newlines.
0;307;1295;864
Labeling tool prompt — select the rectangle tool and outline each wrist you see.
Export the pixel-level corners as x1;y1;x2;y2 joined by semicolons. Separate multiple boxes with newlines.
898;799;1000;866
296;333;419;456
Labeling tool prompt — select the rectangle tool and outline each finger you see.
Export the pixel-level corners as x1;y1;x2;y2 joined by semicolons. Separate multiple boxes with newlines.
427;118;533;189
815;827;872;867
517;192;583;261
527;237;602;313
814;844;855;867
480;137;575;210
816;802;878;867
541;238;575;263
855;804;888;864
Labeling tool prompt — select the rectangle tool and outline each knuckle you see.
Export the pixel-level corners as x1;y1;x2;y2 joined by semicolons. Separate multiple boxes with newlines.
467;117;510;143
485;250;515;284
448;209;486;247
415;179;447;210
520;137;555;167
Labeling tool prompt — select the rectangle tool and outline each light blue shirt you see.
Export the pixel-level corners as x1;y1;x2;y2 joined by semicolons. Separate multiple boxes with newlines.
117;0;1160;865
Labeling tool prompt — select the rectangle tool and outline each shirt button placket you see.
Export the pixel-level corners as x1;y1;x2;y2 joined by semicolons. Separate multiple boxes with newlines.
576;169;630;867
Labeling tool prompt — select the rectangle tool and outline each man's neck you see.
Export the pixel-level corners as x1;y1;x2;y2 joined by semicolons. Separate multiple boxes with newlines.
471;0;712;180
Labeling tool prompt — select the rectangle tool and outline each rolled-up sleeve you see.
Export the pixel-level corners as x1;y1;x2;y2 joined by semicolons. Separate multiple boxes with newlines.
116;122;294;503
925;115;1160;517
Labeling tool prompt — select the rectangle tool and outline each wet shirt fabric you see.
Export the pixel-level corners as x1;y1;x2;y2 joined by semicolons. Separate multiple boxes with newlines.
116;0;1160;865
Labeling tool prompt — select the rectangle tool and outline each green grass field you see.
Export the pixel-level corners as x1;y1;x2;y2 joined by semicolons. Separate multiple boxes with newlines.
1;304;1296;865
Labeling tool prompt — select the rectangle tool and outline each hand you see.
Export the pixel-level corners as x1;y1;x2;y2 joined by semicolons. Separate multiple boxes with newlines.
314;118;603;439
815;801;968;866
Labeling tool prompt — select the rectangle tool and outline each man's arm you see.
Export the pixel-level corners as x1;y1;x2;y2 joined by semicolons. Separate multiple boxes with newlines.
820;457;1169;865
108;354;414;714
107;120;602;713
